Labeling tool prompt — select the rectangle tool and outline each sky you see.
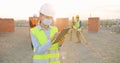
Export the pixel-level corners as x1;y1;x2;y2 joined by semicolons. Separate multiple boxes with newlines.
0;0;120;20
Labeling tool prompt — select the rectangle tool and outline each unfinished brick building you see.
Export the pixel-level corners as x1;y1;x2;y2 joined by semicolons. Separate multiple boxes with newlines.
88;17;100;32
0;18;14;32
55;18;69;32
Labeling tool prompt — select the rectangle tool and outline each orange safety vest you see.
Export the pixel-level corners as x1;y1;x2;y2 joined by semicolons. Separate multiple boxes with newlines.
29;18;38;28
31;20;38;25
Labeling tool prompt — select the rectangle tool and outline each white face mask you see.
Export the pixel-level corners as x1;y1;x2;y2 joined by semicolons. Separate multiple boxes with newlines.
42;18;52;26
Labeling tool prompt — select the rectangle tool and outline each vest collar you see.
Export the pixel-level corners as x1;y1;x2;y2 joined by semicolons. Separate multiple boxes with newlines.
37;25;51;30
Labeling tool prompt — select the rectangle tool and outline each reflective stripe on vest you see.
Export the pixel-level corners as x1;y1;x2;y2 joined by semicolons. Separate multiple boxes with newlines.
50;61;60;63
33;43;59;52
33;53;59;60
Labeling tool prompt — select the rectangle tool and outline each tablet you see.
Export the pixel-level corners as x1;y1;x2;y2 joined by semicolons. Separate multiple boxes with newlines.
52;28;70;44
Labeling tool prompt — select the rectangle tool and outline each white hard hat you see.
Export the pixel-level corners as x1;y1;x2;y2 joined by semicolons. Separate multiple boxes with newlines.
40;3;55;17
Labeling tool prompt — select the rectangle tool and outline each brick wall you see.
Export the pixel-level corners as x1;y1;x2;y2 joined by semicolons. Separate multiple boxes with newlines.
0;18;14;32
55;18;69;32
88;17;100;32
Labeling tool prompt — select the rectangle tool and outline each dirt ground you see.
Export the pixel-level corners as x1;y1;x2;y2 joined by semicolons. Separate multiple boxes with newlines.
0;27;120;63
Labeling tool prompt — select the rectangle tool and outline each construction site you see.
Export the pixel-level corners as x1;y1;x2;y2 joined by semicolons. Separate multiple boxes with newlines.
0;17;120;63
0;0;120;63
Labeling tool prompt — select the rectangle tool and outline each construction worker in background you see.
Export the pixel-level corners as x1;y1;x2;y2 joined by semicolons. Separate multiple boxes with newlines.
74;15;82;43
30;3;64;63
70;16;76;40
29;14;39;50
29;14;39;28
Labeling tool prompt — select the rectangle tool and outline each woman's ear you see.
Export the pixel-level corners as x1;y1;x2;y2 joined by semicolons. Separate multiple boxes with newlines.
38;17;42;24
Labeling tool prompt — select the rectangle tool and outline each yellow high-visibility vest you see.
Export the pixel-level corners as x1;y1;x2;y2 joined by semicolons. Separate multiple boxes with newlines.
31;26;60;63
75;20;82;31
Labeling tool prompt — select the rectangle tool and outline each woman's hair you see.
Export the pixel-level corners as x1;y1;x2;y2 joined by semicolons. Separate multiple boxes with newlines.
40;13;53;19
40;13;44;17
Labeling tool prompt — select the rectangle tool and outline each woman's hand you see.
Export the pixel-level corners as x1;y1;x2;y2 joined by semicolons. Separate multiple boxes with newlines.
51;32;66;46
51;32;60;42
58;36;65;47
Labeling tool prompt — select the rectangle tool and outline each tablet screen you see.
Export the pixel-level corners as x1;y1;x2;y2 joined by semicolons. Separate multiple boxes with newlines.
53;28;70;44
